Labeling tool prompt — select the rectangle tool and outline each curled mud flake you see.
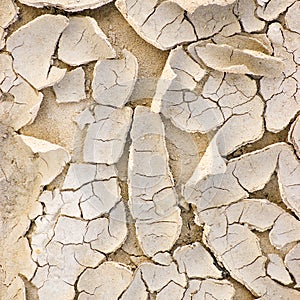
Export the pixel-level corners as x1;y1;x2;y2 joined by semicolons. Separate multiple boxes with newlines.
58;16;116;66
256;0;296;21
183;278;235;300
0;0;18;28
169;0;236;13
278;148;300;218
267;254;293;285
6;15;69;90
128;106;182;257
18;0;113;12
53;67;86;103
193;42;284;77
83;105;133;164
16;135;70;186
183;163;248;212
183;143;288;211
231;143;284;193
289;115;300;158
173;242;223;279
211;34;273;54
233;0;265;33
260;23;300;133
77;262;133;299
188;3;240;40
0;0;17;49
269;212;300;249
115;0;196;50
92;49;138;108
226;199;283;232
285;243;300;288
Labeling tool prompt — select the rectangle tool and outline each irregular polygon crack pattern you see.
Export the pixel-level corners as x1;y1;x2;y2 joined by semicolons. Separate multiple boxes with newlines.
256;0;296;21
0;130;72;299
154;46;264;174
233;0;265;33
184;142;286;213
18;0;113;12
92;49;138;108
121;261;186;298
77;262;133;299
201;204;300;297
0;53;43;130
6;15;69;90
4;1;300;299
53;67;86;103
31;163;127;299
58;16;116;66
115;0;196;50
183;143;300;297
260;22;300;133
169;0;236;13
128;106;182;257
187;2;241;40
82;105;133;164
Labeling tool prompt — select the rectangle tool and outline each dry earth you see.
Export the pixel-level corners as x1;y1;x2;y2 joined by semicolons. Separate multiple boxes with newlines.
1;0;300;299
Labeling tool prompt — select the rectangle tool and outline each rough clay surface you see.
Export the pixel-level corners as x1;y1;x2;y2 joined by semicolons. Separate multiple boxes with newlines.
58;16;116;66
169;0;236;13
18;0;113;12
1;1;300;300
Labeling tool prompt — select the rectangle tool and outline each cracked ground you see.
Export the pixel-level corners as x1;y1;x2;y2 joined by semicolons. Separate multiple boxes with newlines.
1;0;300;299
